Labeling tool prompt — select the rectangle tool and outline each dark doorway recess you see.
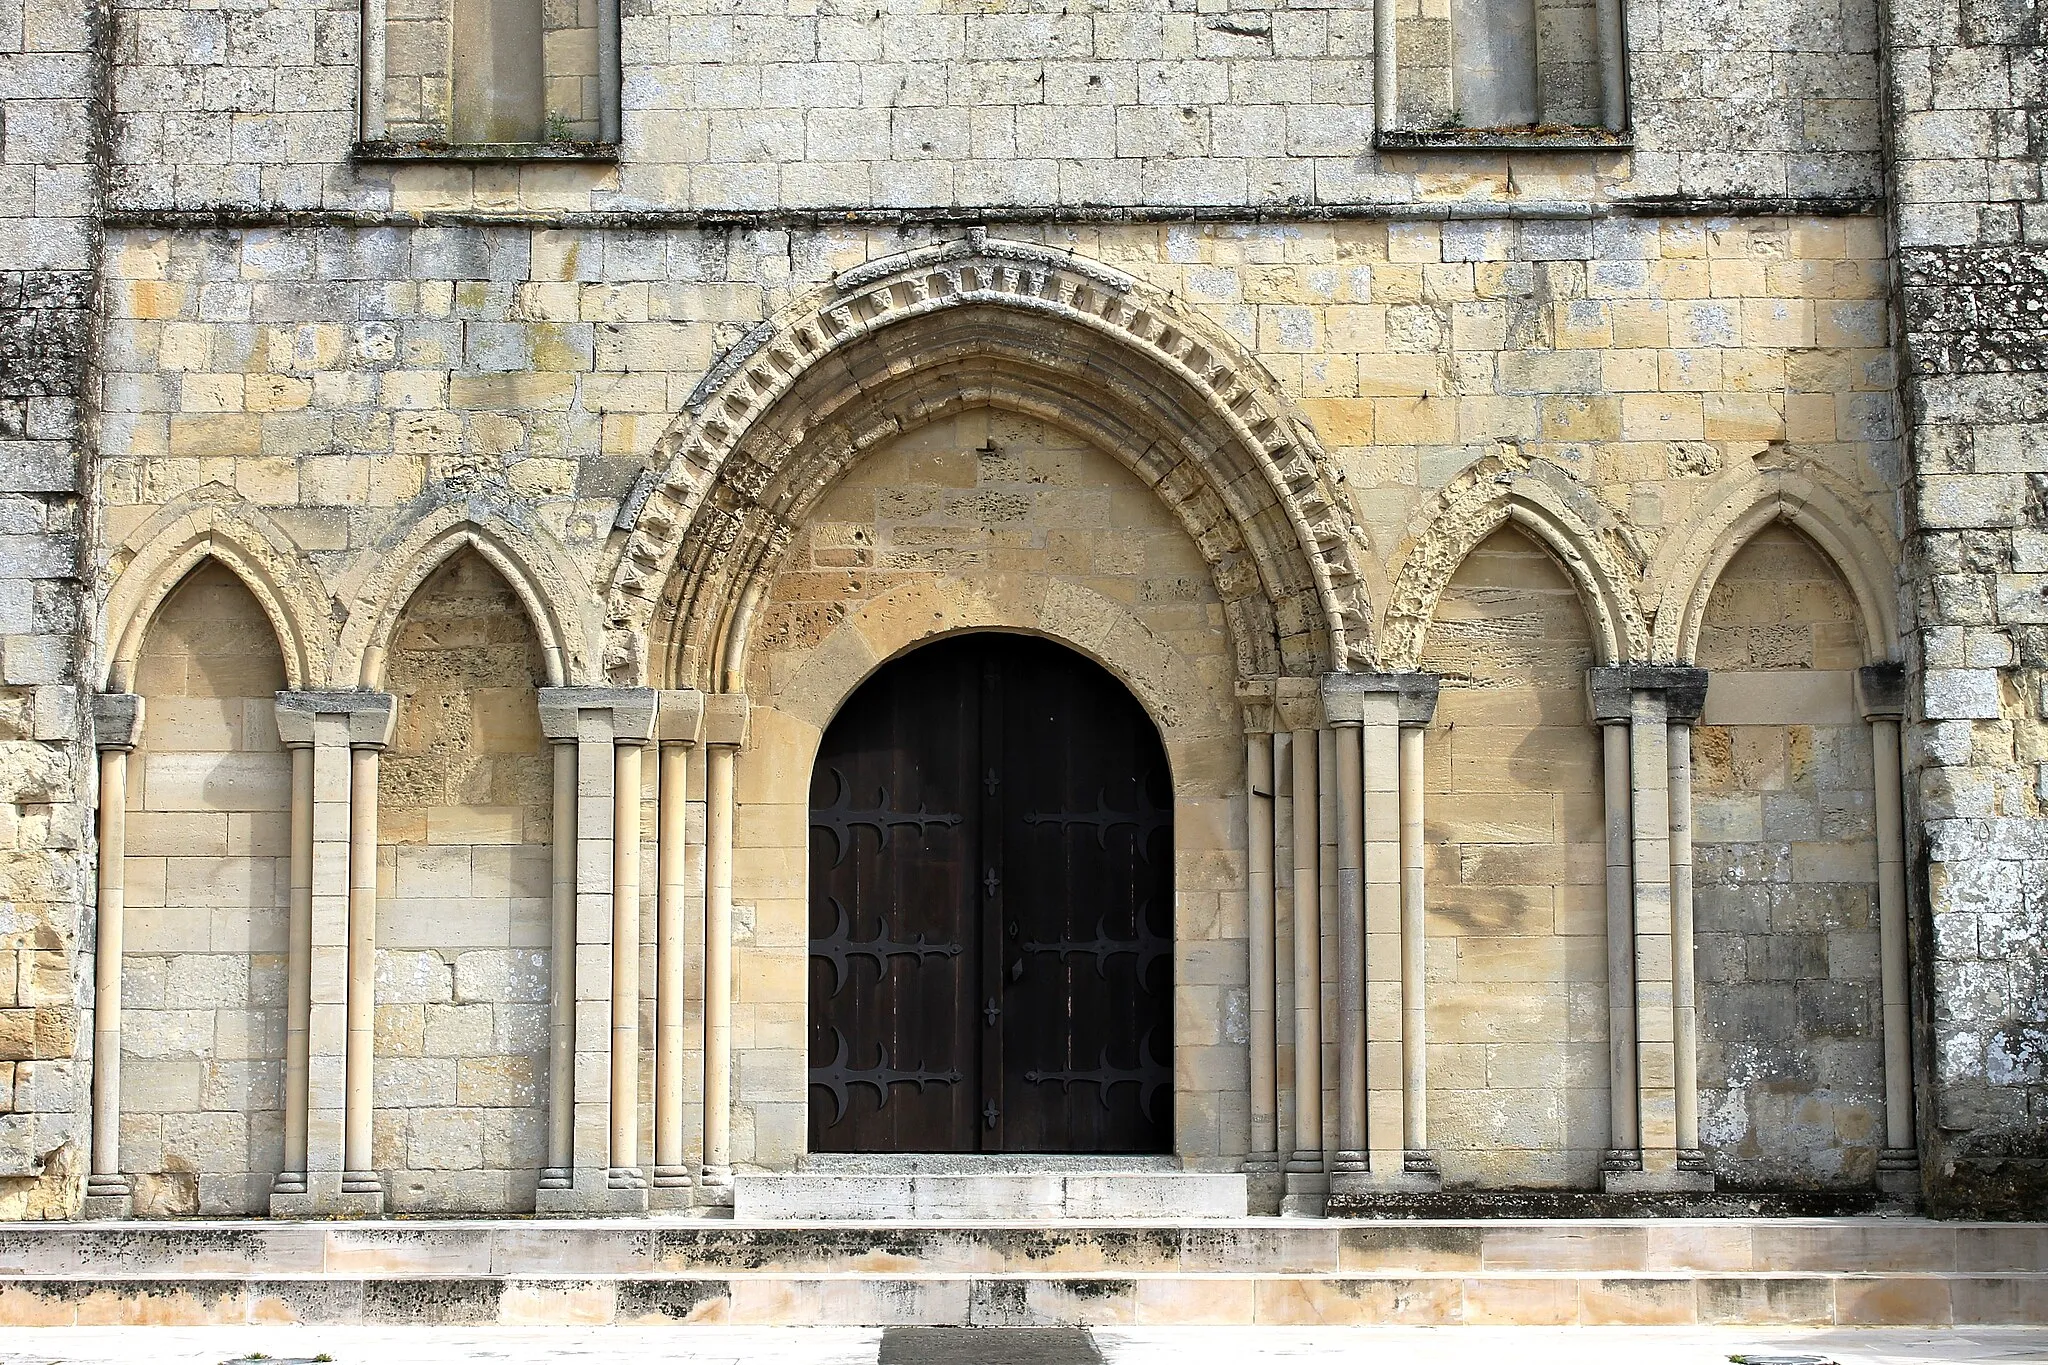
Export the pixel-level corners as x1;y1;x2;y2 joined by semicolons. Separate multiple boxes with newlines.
807;632;1174;1154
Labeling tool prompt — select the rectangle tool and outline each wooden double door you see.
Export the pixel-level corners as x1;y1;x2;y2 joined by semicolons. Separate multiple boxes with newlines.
807;633;1173;1153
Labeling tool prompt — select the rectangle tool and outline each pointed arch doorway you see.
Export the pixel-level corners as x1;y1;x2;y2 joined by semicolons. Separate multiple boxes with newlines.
807;633;1174;1154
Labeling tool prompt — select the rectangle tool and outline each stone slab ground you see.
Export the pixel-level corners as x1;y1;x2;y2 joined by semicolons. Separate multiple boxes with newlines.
0;1219;2043;1329
3;1325;2048;1365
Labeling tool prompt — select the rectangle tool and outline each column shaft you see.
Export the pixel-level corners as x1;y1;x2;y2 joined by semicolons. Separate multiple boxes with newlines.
1600;719;1639;1161
1874;716;1914;1152
1669;721;1702;1159
1331;722;1367;1174
655;739;691;1185
88;743;130;1204
1398;723;1429;1159
543;739;576;1186
702;742;736;1197
278;744;313;1193
1287;726;1323;1178
342;745;380;1192
1246;731;1278;1168
1629;694;1677;1171
609;742;644;1180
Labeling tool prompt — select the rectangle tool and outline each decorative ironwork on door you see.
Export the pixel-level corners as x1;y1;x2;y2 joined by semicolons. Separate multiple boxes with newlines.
807;633;1174;1153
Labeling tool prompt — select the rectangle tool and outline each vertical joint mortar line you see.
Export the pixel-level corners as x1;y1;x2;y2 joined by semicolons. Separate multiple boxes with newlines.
1247;731;1278;1164
1397;723;1427;1157
610;739;644;1178
545;737;578;1183
655;739;691;1182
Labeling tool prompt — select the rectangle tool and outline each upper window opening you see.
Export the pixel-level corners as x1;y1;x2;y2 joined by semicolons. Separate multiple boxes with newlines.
1379;0;1628;146
360;0;619;157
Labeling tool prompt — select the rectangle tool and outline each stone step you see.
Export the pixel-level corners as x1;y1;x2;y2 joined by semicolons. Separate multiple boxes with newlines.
1;1269;2045;1328
732;1171;1249;1220
1;1218;2040;1279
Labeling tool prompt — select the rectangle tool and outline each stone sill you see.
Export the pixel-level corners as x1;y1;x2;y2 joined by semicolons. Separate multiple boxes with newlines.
1376;128;1633;152
352;140;620;164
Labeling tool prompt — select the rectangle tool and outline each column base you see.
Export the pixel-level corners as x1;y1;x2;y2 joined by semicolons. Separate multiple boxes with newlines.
1876;1149;1922;1199
538;1167;573;1191
1242;1155;1283;1216
1329;1158;1442;1205
270;1171;309;1197
607;1165;648;1189
535;1168;650;1215
1603;1164;1715;1194
1280;1165;1328;1217
270;1185;384;1217
81;1173;132;1220
697;1164;735;1209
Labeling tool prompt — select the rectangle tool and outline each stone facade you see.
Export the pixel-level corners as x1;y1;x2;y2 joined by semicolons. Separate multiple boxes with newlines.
0;0;2042;1222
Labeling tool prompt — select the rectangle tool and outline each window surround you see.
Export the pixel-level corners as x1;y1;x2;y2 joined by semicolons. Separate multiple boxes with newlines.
354;0;622;162
1372;0;1632;150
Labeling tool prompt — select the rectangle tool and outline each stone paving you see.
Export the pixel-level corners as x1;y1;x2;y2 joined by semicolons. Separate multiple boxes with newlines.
1;1327;2046;1365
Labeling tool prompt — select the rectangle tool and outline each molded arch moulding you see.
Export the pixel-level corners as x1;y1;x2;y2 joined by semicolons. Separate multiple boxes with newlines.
100;491;331;693
1650;460;1902;664
768;573;1236;799
602;230;1379;689
1380;450;1651;671
332;498;602;689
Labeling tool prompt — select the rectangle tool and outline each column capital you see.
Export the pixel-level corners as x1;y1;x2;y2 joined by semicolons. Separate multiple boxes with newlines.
91;693;144;751
659;688;706;744
274;690;396;749
703;691;751;747
536;686;658;743
1585;665;1708;724
1857;661;1906;721
1321;670;1441;727
1235;678;1279;734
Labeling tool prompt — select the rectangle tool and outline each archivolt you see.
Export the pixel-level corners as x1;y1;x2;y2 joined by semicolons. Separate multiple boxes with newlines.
603;232;1374;689
1650;460;1901;664
101;491;330;692
1381;450;1650;669
333;499;600;689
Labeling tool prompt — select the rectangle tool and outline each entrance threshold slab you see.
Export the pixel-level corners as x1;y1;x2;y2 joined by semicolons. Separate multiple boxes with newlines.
735;1169;1248;1220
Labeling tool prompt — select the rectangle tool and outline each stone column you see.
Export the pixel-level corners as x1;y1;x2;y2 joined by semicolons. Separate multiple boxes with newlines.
700;692;749;1207
609;736;646;1190
274;734;313;1198
1321;676;1368;1188
1395;676;1441;1184
1664;671;1713;1182
1588;670;1641;1181
1323;673;1441;1202
1237;683;1281;1209
652;690;704;1206
1860;663;1921;1195
1277;681;1325;1214
270;690;392;1216
534;686;657;1215
540;729;576;1192
1592;666;1712;1194
83;694;143;1218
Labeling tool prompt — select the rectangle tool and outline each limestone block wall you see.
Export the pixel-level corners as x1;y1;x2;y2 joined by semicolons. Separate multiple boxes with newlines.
374;551;553;1213
735;409;1245;1167
0;0;96;1217
121;562;291;1216
101;0;1880;215
1885;0;2048;1215
1691;525;1884;1188
69;214;1908;1194
1420;526;1608;1189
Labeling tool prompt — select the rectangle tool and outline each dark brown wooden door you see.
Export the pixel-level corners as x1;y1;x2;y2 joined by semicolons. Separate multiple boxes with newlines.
808;633;1173;1153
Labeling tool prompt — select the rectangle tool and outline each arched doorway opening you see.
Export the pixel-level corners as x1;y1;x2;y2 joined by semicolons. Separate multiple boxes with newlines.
807;633;1173;1154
